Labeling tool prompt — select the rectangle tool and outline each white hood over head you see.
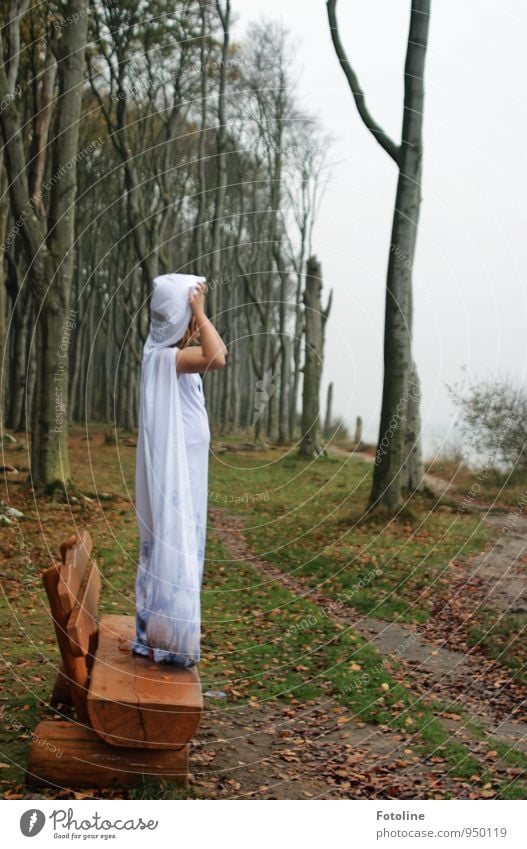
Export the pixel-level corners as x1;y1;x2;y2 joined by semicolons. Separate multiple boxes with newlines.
143;273;206;357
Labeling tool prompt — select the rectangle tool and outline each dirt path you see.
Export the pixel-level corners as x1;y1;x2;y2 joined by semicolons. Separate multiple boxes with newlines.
192;692;474;800
193;495;527;800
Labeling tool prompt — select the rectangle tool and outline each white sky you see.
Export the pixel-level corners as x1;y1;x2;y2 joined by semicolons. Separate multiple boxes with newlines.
234;0;527;457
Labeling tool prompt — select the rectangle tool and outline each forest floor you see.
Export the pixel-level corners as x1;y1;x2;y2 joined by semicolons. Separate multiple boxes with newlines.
0;427;526;800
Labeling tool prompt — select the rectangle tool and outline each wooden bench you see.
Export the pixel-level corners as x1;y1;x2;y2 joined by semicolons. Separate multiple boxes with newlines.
26;531;203;789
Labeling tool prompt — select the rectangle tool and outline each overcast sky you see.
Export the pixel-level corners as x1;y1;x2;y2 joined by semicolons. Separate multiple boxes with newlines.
233;0;527;457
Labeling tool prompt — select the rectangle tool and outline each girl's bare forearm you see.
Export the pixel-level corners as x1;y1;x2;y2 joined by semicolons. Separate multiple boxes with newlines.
195;313;226;361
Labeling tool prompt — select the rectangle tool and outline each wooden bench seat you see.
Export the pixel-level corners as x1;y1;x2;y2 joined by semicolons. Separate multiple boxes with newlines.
26;531;203;789
87;614;202;749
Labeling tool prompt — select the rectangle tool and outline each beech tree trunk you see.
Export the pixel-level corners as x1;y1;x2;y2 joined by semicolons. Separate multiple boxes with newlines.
210;0;230;292
0;0;89;492
327;0;430;510
324;381;333;438
401;359;424;490
369;2;429;509
0;162;8;435
299;256;331;458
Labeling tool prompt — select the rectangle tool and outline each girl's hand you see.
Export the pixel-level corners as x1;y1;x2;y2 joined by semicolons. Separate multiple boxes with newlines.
188;281;207;317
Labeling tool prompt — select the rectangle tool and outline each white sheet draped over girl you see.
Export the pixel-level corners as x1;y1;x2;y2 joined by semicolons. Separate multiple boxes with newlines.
132;272;209;667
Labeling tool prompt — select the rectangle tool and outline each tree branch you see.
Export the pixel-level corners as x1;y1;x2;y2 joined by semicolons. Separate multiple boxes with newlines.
326;0;400;164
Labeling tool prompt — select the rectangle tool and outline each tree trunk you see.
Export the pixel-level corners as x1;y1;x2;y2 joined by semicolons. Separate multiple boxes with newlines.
278;333;290;443
210;0;230;303
34;3;89;491
324;381;333;438
31;290;77;487
354;415;363;445
401;359;424;491
0;163;8;434
7;280;32;432
327;0;430;510
289;268;304;440
193;1;209;275
253;334;271;444
0;0;89;492
299;256;325;458
369;2;429;509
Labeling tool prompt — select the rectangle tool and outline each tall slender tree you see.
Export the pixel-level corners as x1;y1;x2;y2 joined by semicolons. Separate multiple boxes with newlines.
326;0;430;510
0;0;89;492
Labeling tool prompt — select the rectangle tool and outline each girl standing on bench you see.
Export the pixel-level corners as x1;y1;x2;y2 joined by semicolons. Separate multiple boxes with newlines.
132;274;227;667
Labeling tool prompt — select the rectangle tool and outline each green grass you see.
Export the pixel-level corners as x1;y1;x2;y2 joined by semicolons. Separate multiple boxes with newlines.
201;532;407;713
207;449;496;624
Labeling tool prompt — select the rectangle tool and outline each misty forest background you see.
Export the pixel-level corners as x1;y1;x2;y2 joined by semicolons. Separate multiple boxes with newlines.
0;1;338;470
0;1;340;483
0;0;525;512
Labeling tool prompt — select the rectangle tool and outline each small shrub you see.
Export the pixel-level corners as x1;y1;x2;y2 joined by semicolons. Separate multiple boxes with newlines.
447;373;527;478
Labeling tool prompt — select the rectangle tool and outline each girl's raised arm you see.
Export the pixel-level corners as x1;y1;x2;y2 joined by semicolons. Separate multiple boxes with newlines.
176;282;227;375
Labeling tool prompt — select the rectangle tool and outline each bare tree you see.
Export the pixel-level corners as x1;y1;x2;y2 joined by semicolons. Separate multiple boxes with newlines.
235;20;296;443
285;118;332;440
326;0;430;509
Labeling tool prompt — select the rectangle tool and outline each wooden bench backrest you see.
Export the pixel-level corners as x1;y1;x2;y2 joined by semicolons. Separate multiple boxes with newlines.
58;530;92;613
43;531;101;723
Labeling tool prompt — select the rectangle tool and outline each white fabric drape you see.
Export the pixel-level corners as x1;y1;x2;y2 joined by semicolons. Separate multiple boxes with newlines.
132;273;207;667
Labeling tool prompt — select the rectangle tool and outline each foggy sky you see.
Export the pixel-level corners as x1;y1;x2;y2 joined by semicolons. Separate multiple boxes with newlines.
234;0;527;458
